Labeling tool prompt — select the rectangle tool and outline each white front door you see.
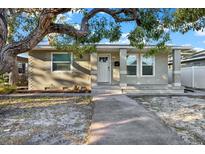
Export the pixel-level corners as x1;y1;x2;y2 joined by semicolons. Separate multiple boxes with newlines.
97;55;111;83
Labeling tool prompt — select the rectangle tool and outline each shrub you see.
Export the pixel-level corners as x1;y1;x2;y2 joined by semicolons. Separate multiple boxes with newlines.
0;85;16;94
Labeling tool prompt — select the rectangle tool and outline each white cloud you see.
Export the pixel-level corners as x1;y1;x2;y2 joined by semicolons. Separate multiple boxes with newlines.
102;33;130;44
113;33;130;44
195;29;205;36
117;33;130;44
37;37;49;45
55;12;74;23
73;24;80;30
98;12;106;15
164;28;170;33
166;43;176;46
181;44;192;47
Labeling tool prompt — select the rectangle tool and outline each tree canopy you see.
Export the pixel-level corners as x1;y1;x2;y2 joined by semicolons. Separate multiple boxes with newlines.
0;8;205;74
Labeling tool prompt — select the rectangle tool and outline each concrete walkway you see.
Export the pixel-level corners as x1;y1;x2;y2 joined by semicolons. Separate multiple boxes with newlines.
88;94;185;145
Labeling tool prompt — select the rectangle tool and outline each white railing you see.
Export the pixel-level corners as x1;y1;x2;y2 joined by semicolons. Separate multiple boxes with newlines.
169;66;205;89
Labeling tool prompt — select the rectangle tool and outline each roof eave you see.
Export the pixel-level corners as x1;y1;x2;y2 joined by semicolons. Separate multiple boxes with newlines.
31;44;192;51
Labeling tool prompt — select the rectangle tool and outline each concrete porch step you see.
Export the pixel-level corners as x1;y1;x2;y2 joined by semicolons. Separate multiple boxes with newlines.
93;85;170;90
92;84;185;94
124;89;184;94
126;84;170;90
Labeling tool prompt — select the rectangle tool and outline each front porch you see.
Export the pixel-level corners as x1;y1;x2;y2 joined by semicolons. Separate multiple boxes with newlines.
90;45;188;94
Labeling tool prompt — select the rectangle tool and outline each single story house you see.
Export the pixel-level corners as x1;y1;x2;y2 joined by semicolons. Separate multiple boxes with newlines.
28;44;191;93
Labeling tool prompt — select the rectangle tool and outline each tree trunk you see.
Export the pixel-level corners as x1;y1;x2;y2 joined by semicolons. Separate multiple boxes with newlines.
0;50;18;85
8;57;19;85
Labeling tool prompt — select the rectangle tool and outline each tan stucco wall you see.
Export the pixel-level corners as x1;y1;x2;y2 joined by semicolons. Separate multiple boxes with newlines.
112;52;120;84
96;51;168;85
28;49;168;90
28;50;91;90
126;52;168;85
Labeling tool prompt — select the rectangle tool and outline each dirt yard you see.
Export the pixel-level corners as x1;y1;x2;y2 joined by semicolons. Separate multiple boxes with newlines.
0;96;93;145
131;96;205;145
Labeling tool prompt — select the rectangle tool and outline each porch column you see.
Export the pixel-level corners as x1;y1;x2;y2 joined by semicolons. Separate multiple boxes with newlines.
120;49;127;88
172;49;181;87
90;52;97;88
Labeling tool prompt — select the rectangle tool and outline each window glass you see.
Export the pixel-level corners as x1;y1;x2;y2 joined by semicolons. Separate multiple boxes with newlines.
126;55;137;75
99;57;108;63
53;63;71;71
142;55;154;76
53;53;71;61
142;66;153;75
127;66;137;75
126;55;137;65
52;53;71;71
142;56;154;65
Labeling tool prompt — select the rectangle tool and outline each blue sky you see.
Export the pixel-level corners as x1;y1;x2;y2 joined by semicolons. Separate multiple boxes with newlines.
58;11;205;51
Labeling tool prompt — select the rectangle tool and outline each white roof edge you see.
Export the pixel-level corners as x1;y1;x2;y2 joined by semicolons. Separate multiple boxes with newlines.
181;56;205;63
32;44;192;51
168;56;205;64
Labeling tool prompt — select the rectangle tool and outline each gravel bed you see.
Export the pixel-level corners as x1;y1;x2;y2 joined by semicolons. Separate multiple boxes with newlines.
131;96;205;145
0;96;94;145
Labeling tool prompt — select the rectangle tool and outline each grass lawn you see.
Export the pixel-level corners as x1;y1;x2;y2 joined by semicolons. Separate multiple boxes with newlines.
0;96;93;145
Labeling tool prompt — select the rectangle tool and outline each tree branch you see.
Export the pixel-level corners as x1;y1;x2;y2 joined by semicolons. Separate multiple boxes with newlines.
0;8;144;74
2;8;142;56
83;8;141;24
0;9;8;50
2;8;71;55
50;9;142;39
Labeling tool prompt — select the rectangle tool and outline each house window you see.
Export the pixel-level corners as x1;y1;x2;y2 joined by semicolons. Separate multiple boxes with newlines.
18;63;26;74
52;53;71;71
141;55;155;76
126;54;137;75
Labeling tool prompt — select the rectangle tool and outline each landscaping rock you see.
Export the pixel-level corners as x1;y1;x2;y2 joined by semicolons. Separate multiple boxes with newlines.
0;96;93;145
132;96;205;145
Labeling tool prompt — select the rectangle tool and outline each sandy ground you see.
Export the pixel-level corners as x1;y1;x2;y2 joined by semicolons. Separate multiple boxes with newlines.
131;96;205;145
0;96;93;145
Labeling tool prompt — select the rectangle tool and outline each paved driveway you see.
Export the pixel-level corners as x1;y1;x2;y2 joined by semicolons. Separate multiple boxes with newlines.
88;94;185;145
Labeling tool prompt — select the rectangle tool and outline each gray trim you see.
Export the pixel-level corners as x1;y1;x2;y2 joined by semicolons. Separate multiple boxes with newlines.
172;49;182;87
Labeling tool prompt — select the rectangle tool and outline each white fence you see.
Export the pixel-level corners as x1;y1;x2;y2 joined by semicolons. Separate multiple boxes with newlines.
169;66;205;89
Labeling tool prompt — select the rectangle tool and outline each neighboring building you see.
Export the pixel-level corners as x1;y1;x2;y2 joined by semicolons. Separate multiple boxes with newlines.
17;56;28;87
181;50;205;67
28;44;191;93
180;50;205;89
168;50;205;89
168;48;195;69
2;56;28;86
17;56;28;74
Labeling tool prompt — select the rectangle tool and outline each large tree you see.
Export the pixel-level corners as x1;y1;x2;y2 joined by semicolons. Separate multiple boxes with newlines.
0;8;205;77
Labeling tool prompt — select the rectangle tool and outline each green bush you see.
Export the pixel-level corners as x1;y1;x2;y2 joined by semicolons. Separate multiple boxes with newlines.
0;74;9;84
0;74;4;84
0;85;16;94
